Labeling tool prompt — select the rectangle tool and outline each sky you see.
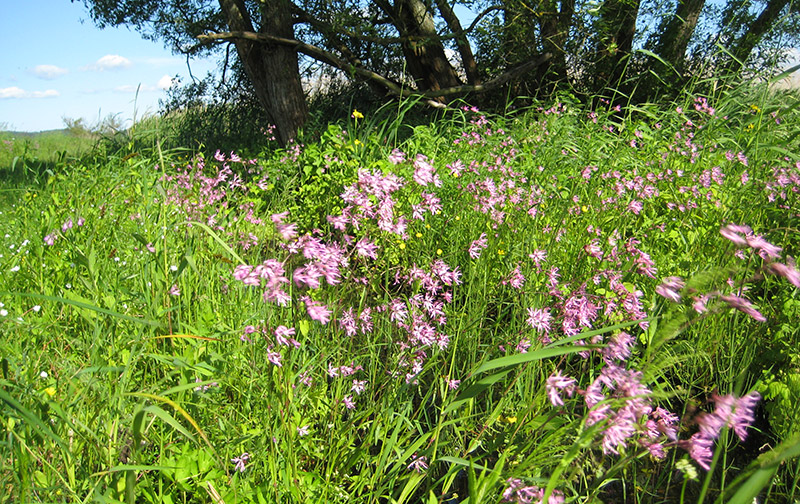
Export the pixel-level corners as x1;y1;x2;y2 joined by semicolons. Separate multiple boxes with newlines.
2;2;797;133
0;1;216;132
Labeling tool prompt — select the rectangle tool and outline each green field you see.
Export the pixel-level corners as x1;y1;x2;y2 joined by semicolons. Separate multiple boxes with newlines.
1;83;799;503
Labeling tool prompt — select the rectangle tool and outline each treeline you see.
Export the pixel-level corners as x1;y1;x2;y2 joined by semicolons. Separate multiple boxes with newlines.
77;0;799;145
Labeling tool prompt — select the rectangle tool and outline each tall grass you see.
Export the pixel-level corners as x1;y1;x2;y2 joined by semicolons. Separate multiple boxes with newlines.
1;81;799;503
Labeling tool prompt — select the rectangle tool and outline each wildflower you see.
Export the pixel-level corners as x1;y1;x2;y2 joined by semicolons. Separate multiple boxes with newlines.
343;395;355;409
388;149;406;164
267;349;282;367
274;325;300;348
297;425;310;436
412;154;440;187
231;452;250;473
146;243;156;253
351;109;364;120
526;308;552;336
546;371;576;406
355;236;379;259
766;261;800;288
169;284;180;296
719;224;752;246
44;233;57;246
721;294;766;322
351;379;368;395
303;297;332;325
604;331;635;362
407;453;429;473
447;378;461;390
655;276;684;303
468;233;488;259
61;218;73;232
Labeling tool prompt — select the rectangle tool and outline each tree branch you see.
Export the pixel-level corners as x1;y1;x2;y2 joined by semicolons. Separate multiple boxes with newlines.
197;31;551;102
291;5;502;46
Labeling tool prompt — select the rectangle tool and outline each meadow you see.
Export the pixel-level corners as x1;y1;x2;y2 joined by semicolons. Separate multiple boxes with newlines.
1;81;799;503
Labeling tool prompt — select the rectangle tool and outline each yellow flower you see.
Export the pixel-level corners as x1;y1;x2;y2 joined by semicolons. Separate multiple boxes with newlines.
352;109;364;120
44;386;56;398
581;205;588;213
415;232;423;238
354;139;363;146
399;242;406;250
455;215;461;221
498;249;506;256
436;249;443;256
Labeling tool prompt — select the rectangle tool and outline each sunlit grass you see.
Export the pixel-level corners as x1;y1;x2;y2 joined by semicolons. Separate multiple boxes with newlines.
1;82;799;503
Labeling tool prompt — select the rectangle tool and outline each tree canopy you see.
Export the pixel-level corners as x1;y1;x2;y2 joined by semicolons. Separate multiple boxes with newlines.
75;0;800;144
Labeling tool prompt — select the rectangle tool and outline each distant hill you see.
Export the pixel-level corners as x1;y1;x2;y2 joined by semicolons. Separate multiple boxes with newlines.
1;129;72;138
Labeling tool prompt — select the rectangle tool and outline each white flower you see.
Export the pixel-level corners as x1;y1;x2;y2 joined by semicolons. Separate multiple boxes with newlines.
10;265;20;272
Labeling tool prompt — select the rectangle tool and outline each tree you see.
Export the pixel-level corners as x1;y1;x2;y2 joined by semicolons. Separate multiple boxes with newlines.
76;0;799;144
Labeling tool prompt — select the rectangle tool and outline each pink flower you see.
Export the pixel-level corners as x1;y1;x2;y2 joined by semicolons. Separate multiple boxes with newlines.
546;371;576;406
303;297;332;324
231;452;250;472
720;224;752;246
388;149;406;164
355;237;379;259
526;308;552;335
766;261;800;288
274;325;299;347
656;276;684;303
468;233;488;259
407;453;429;473
721;294;766;322
267;349;282;367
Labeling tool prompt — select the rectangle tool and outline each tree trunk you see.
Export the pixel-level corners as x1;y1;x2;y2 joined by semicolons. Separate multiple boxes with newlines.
536;0;574;90
391;0;463;93
651;0;707;73
593;0;642;93
218;0;307;145
726;0;791;72
434;0;480;85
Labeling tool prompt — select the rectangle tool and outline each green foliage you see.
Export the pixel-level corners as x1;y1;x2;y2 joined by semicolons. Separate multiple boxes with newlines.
2;81;800;503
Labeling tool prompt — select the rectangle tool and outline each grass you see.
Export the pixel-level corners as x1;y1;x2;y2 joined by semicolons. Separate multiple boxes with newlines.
1;80;799;503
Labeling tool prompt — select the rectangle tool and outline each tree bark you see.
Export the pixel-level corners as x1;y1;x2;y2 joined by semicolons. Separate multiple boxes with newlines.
218;0;306;146
434;0;480;85
390;0;463;93
593;0;642;92
727;0;791;72
536;0;575;90
651;0;707;73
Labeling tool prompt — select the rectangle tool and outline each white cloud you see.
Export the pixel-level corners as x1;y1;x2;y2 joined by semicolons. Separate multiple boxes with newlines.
157;74;177;89
0;87;59;99
31;64;69;80
83;54;133;71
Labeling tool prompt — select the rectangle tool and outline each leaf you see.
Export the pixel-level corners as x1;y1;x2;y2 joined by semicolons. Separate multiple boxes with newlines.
185;220;245;265
443;369;512;415
0;388;70;453
126;392;213;452
471;345;598;376
1;291;161;327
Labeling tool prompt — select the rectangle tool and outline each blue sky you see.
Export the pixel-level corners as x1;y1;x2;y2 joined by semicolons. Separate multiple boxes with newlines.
0;1;216;132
